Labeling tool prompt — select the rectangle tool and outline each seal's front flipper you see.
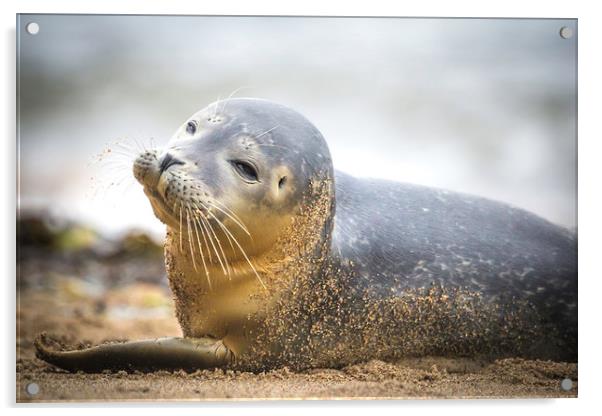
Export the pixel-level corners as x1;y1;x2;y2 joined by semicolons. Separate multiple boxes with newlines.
34;333;234;373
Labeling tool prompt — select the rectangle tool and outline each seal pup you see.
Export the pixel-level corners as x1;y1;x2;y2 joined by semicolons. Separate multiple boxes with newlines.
35;98;577;372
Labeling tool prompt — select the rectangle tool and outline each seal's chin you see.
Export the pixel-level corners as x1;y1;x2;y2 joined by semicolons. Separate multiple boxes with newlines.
133;150;180;228
144;187;179;228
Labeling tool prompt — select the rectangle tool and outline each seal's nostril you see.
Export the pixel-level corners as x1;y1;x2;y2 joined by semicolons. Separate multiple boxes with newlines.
159;153;184;174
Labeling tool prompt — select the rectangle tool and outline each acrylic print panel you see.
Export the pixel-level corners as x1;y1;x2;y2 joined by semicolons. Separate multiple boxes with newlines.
16;15;577;401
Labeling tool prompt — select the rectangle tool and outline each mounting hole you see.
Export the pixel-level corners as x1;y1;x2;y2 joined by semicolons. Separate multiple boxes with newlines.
26;22;40;35
25;382;40;396
560;378;573;391
559;26;573;39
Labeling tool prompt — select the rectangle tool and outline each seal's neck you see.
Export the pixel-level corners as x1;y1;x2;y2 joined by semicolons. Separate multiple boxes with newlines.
162;175;335;343
258;176;335;291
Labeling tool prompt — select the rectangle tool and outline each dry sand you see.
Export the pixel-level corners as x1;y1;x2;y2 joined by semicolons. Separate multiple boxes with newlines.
16;285;577;402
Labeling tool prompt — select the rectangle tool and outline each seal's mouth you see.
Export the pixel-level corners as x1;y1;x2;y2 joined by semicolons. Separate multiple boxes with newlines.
158;153;185;176
145;186;179;227
134;150;179;227
133;150;229;232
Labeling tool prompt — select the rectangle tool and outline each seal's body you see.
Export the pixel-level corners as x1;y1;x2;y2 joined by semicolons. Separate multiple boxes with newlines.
327;172;576;363
333;171;576;313
35;98;577;372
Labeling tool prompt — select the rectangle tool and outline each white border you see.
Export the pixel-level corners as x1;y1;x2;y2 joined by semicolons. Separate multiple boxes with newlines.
3;0;601;414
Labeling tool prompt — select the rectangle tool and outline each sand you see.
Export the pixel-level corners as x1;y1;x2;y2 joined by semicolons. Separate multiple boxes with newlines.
16;286;577;402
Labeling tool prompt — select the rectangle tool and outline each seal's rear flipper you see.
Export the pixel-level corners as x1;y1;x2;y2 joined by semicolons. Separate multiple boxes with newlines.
34;333;234;373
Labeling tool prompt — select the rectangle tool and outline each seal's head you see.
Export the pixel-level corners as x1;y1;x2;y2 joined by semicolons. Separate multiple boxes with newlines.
133;98;334;264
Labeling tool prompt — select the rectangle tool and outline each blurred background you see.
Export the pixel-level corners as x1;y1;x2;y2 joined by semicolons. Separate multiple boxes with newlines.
15;15;577;360
18;16;577;240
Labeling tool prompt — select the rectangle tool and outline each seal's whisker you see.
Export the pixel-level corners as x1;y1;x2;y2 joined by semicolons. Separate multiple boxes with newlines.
96;160;132;170
207;198;247;229
97;169;129;184
112;143;138;158
133;137;156;153
205;205;237;250
255;125;279;139
106;169;133;181
144;140;157;152
185;209;198;272
207;209;266;290
194;213;213;263
193;203;232;277
122;137;154;155
100;152;133;161
106;149;136;159
114;141;136;152
213;95;222;119
131;137;145;153
116;180;136;202
179;204;184;251
99;178;131;201
195;213;219;266
219;86;252;114
91;151;135;170
207;218;234;277
189;206;212;290
204;216;237;280
92;171;133;201
113;136;138;149
254;143;288;150
207;202;251;237
194;201;230;276
106;172;132;188
109;159;136;170
196;211;229;277
198;204;237;266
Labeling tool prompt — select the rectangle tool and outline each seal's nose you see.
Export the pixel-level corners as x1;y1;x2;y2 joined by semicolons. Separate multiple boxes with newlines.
133;149;160;187
159;153;184;175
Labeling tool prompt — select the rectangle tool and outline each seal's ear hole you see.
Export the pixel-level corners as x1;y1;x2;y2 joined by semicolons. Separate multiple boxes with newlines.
278;176;287;189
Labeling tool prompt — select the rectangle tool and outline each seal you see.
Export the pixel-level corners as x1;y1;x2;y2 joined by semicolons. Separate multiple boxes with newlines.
35;98;577;372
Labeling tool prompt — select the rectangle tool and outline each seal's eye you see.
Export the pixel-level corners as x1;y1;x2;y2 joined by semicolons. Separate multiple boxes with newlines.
231;160;259;183
186;121;197;135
